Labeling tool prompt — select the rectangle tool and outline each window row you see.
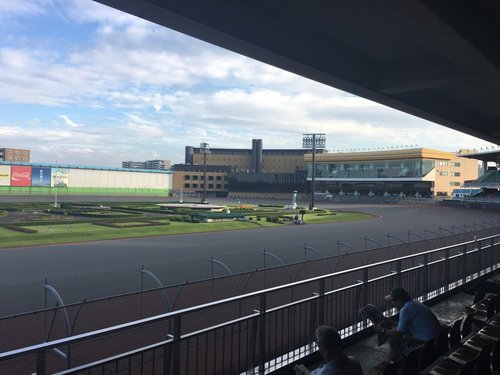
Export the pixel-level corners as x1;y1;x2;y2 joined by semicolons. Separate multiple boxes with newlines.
437;161;461;167
312;159;435;178
438;171;461;177
184;175;227;181
183;183;228;189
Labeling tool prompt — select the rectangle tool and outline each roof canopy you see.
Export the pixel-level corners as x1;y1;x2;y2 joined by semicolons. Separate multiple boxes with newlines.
95;0;500;144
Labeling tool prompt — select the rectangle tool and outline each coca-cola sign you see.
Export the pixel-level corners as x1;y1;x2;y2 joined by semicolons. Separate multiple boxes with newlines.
11;166;32;186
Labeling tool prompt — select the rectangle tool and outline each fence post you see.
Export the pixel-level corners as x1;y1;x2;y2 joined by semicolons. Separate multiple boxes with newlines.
444;248;450;291
258;293;267;374
318;278;325;326
422;254;428;300
362;268;369;308
396;260;402;287
491;238;495;272
361;268;369;328
462;244;467;285
170;315;181;375
475;237;481;276
36;350;46;375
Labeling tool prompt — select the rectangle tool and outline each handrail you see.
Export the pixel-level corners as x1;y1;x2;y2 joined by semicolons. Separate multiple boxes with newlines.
1;233;498;362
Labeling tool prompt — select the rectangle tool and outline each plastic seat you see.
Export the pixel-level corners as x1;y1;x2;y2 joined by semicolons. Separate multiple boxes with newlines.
449;318;463;349
464;333;497;351
435;325;451;355
474;340;494;375
491;340;500;372
400;344;425;375
461;313;474;339
495;292;500;314
420;327;450;370
369;360;399;375
447;346;480;366
480;323;500;340
473;298;495;324
420;339;438;369
427;359;475;375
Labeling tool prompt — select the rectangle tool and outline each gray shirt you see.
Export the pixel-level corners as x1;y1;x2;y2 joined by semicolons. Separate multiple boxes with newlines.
311;355;363;375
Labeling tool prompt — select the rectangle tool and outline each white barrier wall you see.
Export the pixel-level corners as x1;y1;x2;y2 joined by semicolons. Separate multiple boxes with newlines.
68;169;170;189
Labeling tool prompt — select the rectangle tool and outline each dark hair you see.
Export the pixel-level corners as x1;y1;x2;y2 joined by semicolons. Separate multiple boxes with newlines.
389;287;411;302
315;326;342;350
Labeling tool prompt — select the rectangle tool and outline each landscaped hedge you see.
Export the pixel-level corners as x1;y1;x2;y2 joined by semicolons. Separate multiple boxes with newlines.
266;216;284;224
93;221;171;228
5;225;38;234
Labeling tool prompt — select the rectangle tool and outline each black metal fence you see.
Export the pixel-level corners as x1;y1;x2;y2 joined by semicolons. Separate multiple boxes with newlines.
0;234;499;375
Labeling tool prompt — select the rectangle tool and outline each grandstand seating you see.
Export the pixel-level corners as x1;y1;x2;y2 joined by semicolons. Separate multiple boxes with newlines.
368;292;500;375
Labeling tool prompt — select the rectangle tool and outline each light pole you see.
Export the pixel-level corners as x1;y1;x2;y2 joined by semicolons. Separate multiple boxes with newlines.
200;142;210;203
302;133;326;210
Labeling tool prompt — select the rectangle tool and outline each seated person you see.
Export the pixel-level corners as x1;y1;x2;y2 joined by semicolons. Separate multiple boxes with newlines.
295;325;363;375
373;287;441;361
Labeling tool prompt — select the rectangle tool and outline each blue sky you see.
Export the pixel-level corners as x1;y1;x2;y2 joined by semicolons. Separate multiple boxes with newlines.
0;0;496;167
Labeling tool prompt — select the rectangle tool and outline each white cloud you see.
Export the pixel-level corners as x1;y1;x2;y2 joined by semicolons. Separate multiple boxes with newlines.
0;1;47;19
59;115;84;128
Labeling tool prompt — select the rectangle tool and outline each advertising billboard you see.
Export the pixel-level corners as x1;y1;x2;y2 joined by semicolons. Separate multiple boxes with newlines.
11;166;32;186
0;165;11;186
32;167;52;187
51;168;69;187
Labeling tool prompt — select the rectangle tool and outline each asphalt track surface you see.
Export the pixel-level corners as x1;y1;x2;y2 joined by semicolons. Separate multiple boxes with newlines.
0;199;498;316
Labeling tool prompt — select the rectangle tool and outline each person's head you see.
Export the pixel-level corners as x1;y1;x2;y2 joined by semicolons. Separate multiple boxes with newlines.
315;326;343;360
385;287;411;309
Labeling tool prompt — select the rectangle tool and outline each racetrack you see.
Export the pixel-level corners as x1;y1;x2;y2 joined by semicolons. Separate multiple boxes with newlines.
0;203;498;316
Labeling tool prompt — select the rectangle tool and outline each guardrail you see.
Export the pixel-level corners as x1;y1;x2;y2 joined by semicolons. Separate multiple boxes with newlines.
1;234;499;375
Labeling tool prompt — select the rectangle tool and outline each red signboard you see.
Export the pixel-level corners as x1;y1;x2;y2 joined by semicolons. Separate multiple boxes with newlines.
11;166;32;186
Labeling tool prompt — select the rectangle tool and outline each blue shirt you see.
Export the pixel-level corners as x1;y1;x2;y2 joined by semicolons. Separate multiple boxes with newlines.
397;300;441;341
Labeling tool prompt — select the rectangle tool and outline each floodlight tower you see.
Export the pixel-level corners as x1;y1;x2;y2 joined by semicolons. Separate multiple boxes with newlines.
200;142;210;203
302;133;326;210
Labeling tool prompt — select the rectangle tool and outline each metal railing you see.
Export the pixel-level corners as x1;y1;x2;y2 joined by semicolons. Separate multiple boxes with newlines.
1;234;499;375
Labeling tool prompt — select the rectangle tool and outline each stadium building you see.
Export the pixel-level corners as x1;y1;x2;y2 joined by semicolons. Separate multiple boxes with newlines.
0;162;172;196
307;148;478;197
185;139;323;173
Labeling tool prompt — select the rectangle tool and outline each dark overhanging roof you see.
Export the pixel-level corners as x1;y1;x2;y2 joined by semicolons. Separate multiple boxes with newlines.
94;0;500;145
460;150;500;163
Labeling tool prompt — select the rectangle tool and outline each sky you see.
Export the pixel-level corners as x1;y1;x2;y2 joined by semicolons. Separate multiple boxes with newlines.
0;0;496;167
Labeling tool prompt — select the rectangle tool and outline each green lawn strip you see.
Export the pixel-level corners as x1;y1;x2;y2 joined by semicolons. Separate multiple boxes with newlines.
302;211;373;224
0;210;373;249
0;220;282;248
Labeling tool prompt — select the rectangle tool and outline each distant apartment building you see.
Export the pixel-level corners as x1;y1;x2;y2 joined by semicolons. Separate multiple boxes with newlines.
145;160;171;170
0;148;30;162
185;139;322;173
122;161;146;169
122;159;171;170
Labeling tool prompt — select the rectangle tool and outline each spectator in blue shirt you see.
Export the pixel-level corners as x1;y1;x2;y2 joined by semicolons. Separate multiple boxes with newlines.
374;287;441;361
